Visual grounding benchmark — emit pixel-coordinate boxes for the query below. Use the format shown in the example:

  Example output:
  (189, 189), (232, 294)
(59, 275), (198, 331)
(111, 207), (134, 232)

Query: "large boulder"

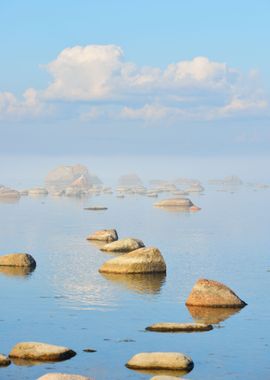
(0, 253), (36, 268)
(126, 352), (193, 371)
(146, 322), (213, 332)
(9, 342), (76, 362)
(37, 374), (92, 380)
(185, 279), (247, 308)
(99, 247), (166, 274)
(86, 229), (118, 242)
(45, 164), (102, 190)
(100, 238), (144, 253)
(0, 186), (20, 199)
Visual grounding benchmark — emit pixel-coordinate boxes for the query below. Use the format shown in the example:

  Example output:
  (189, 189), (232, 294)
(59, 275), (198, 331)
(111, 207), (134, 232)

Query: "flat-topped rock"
(154, 198), (193, 208)
(126, 352), (193, 371)
(0, 354), (11, 366)
(146, 322), (213, 332)
(37, 374), (92, 380)
(9, 342), (76, 362)
(186, 279), (247, 308)
(100, 238), (144, 253)
(84, 206), (108, 211)
(0, 253), (36, 268)
(99, 247), (166, 274)
(87, 229), (118, 242)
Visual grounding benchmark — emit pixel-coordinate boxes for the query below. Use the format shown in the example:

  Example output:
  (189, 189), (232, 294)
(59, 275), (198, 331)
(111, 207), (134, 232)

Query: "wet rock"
(146, 322), (213, 332)
(37, 374), (92, 380)
(0, 253), (36, 268)
(86, 229), (118, 242)
(185, 279), (247, 308)
(99, 247), (166, 274)
(126, 352), (193, 371)
(0, 354), (11, 366)
(100, 238), (144, 253)
(9, 342), (76, 362)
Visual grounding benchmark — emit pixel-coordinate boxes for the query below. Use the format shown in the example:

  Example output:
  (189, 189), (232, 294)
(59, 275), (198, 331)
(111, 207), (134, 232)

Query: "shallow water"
(0, 186), (270, 379)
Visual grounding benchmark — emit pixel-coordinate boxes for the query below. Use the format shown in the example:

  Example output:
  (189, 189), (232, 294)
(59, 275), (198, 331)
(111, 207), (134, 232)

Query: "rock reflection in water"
(10, 357), (71, 366)
(187, 305), (242, 324)
(0, 197), (20, 204)
(101, 272), (166, 294)
(130, 368), (191, 377)
(155, 206), (191, 213)
(0, 266), (35, 278)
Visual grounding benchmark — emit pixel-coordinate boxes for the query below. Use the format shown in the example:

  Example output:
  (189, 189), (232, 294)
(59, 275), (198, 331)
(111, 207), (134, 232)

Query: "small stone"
(83, 348), (96, 353)
(86, 229), (118, 242)
(146, 322), (213, 332)
(9, 342), (76, 362)
(126, 352), (193, 371)
(84, 206), (108, 211)
(37, 374), (92, 380)
(100, 238), (144, 253)
(0, 253), (36, 268)
(0, 354), (11, 366)
(185, 278), (247, 308)
(99, 247), (166, 274)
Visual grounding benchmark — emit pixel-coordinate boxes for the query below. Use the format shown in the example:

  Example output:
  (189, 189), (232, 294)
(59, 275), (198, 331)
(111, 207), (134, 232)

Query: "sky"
(0, 0), (270, 156)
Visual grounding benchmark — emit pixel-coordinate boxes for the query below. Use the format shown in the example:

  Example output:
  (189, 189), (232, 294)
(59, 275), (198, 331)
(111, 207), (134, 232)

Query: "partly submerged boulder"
(0, 186), (20, 199)
(154, 198), (193, 208)
(37, 374), (92, 380)
(146, 322), (213, 332)
(9, 342), (76, 362)
(86, 229), (118, 242)
(0, 354), (11, 367)
(126, 352), (193, 371)
(99, 247), (166, 274)
(100, 238), (144, 253)
(0, 253), (36, 268)
(185, 279), (247, 308)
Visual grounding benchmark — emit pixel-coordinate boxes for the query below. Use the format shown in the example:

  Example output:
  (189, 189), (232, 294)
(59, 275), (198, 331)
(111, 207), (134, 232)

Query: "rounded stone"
(9, 342), (76, 362)
(0, 253), (36, 268)
(0, 354), (11, 367)
(185, 278), (247, 308)
(86, 229), (118, 242)
(100, 238), (144, 253)
(146, 322), (213, 332)
(37, 374), (92, 380)
(126, 352), (194, 371)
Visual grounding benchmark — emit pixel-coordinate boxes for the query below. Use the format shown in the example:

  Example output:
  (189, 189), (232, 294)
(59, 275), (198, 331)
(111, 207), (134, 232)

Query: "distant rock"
(118, 174), (143, 188)
(37, 374), (92, 380)
(0, 186), (20, 199)
(154, 198), (193, 208)
(0, 354), (11, 367)
(185, 279), (247, 308)
(9, 342), (76, 362)
(45, 164), (102, 190)
(126, 352), (193, 371)
(0, 253), (36, 268)
(208, 176), (243, 186)
(84, 206), (108, 211)
(100, 238), (144, 253)
(185, 184), (204, 193)
(28, 188), (48, 196)
(86, 229), (118, 242)
(99, 247), (166, 274)
(146, 322), (213, 332)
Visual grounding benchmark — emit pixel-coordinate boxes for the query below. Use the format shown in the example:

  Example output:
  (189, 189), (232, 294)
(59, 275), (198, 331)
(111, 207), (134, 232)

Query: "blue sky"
(0, 0), (269, 155)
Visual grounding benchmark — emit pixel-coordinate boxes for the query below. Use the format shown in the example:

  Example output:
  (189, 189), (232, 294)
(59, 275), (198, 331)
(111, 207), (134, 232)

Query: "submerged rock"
(126, 352), (193, 371)
(100, 238), (144, 253)
(0, 253), (36, 268)
(86, 229), (118, 242)
(99, 247), (166, 274)
(185, 279), (247, 308)
(37, 374), (92, 380)
(0, 354), (11, 367)
(9, 342), (76, 362)
(146, 322), (213, 332)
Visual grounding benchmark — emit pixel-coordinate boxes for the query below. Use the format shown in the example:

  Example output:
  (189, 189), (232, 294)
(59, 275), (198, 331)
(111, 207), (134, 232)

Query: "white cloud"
(0, 44), (268, 122)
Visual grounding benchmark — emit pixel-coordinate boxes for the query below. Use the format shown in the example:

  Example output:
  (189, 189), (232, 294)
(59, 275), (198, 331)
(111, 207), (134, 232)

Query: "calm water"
(0, 186), (269, 379)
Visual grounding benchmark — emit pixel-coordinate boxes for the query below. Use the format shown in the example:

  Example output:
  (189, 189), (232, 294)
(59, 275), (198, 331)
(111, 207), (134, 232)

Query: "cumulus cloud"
(0, 44), (268, 122)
